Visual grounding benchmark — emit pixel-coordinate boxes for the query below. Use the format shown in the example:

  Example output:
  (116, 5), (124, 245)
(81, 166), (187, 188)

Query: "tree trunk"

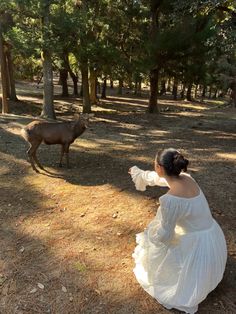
(110, 79), (113, 88)
(148, 68), (160, 113)
(41, 1), (55, 119)
(172, 78), (178, 100)
(186, 84), (192, 101)
(201, 85), (206, 98)
(137, 79), (142, 96)
(231, 84), (236, 108)
(59, 68), (69, 97)
(148, 2), (162, 113)
(166, 78), (171, 92)
(63, 52), (78, 95)
(0, 26), (8, 113)
(180, 83), (186, 99)
(128, 77), (133, 90)
(194, 85), (198, 99)
(89, 67), (98, 104)
(213, 89), (218, 98)
(135, 78), (142, 96)
(41, 50), (55, 119)
(160, 80), (166, 95)
(101, 78), (107, 99)
(134, 79), (138, 95)
(229, 81), (236, 107)
(208, 86), (212, 98)
(81, 62), (91, 113)
(5, 46), (18, 101)
(70, 72), (78, 95)
(118, 79), (123, 95)
(5, 55), (10, 99)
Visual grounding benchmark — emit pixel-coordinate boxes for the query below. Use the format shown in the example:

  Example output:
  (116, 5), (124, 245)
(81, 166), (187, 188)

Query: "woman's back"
(160, 189), (214, 233)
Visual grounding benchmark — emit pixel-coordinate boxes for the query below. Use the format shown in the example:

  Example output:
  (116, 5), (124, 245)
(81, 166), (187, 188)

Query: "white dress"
(130, 166), (227, 314)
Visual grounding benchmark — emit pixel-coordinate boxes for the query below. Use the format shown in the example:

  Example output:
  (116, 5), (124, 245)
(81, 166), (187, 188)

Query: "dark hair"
(156, 148), (189, 176)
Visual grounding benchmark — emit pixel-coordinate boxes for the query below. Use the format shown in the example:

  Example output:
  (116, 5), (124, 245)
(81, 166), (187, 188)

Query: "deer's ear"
(82, 113), (89, 120)
(82, 113), (94, 120)
(74, 113), (80, 120)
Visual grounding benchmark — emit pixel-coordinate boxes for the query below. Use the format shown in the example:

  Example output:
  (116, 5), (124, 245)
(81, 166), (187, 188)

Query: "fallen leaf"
(37, 283), (44, 290)
(62, 286), (67, 293)
(19, 247), (25, 253)
(30, 288), (37, 294)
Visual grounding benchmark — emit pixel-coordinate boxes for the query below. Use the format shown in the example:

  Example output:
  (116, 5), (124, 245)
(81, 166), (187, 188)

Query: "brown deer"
(21, 115), (88, 172)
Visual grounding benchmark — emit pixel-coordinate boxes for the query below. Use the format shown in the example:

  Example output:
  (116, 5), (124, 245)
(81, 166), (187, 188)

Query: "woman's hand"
(128, 167), (132, 174)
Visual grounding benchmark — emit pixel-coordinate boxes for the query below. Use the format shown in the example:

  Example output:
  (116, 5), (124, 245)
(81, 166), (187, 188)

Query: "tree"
(2, 0), (56, 118)
(0, 21), (8, 113)
(5, 42), (18, 101)
(1, 0), (235, 116)
(41, 0), (55, 119)
(0, 8), (15, 112)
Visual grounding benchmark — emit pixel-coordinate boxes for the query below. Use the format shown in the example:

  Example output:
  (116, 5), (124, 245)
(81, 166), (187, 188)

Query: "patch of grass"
(74, 261), (87, 273)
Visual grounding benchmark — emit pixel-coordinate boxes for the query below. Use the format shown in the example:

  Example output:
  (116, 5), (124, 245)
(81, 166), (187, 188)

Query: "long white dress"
(130, 166), (227, 314)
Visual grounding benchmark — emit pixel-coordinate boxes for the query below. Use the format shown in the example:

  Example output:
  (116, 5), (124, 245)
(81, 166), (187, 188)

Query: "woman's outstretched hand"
(128, 167), (132, 174)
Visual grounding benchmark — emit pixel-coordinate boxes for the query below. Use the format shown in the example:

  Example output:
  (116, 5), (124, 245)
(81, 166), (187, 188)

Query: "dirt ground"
(0, 82), (235, 314)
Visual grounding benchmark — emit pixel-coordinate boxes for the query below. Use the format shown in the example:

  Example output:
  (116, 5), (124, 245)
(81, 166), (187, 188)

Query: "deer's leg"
(33, 152), (44, 170)
(31, 141), (43, 170)
(64, 143), (70, 168)
(59, 145), (65, 167)
(27, 141), (41, 172)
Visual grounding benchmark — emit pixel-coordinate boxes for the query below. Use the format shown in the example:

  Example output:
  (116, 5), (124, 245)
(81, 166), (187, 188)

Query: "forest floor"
(0, 80), (235, 314)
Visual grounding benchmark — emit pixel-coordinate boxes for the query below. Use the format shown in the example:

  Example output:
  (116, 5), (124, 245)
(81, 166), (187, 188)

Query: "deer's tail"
(21, 127), (30, 141)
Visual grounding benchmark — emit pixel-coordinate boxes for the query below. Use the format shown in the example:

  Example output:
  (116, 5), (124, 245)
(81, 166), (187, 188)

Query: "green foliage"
(0, 0), (235, 90)
(14, 55), (41, 79)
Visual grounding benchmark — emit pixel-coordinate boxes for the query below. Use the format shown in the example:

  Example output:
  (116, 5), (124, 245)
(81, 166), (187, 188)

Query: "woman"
(129, 148), (227, 313)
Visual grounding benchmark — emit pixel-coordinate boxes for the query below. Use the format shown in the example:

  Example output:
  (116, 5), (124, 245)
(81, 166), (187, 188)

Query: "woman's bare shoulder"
(169, 173), (200, 198)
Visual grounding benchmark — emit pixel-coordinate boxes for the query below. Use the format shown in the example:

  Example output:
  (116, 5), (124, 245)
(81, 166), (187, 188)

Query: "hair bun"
(156, 148), (189, 176)
(173, 153), (189, 172)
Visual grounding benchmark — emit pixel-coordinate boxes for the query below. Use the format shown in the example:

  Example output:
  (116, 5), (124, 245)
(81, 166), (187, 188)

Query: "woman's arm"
(148, 197), (178, 245)
(129, 166), (168, 191)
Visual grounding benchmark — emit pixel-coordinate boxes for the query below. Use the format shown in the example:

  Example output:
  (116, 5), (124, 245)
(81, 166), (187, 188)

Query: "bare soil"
(0, 81), (235, 314)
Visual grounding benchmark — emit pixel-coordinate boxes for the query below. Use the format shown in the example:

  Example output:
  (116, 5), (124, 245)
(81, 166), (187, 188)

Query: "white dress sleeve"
(148, 196), (179, 245)
(130, 166), (168, 191)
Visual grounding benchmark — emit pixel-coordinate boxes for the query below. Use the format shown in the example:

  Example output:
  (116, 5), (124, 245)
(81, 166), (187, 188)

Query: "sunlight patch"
(216, 153), (236, 161)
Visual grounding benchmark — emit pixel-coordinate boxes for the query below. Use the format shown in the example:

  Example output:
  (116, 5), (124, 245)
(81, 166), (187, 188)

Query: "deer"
(21, 115), (89, 172)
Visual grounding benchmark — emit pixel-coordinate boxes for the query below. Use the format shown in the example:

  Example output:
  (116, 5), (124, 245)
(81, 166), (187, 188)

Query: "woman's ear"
(156, 164), (165, 177)
(159, 165), (165, 176)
